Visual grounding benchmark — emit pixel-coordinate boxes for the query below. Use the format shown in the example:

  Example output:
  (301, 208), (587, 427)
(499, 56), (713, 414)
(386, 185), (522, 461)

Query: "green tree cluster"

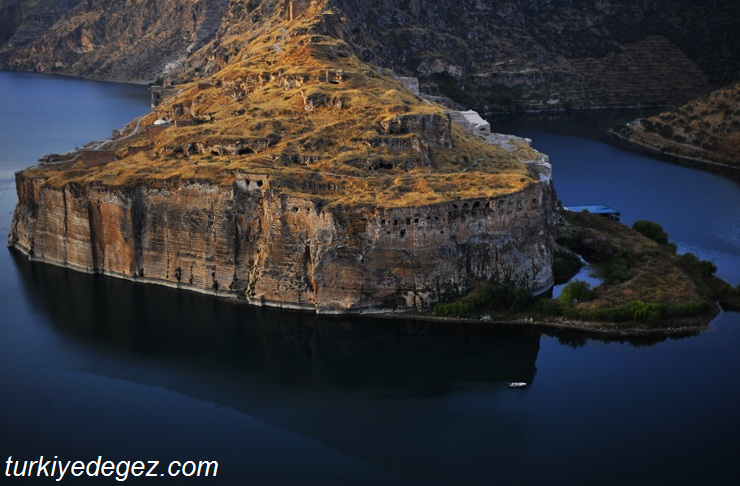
(595, 250), (632, 284)
(432, 282), (533, 318)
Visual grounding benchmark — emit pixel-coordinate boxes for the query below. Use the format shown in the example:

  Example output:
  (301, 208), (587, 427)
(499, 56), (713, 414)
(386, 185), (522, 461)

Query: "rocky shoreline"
(392, 312), (716, 338)
(607, 130), (740, 179)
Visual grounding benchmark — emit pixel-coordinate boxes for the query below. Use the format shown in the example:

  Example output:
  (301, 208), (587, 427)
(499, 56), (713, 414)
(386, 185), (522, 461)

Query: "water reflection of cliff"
(13, 252), (544, 484)
(13, 251), (540, 391)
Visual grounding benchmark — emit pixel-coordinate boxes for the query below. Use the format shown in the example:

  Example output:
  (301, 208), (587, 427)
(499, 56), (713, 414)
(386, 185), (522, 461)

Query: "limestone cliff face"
(9, 173), (556, 313)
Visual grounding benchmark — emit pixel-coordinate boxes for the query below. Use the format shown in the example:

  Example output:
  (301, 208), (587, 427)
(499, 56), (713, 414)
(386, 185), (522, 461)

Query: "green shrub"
(477, 282), (532, 312)
(632, 220), (669, 244)
(537, 297), (710, 324)
(658, 124), (674, 139)
(535, 298), (564, 316)
(678, 252), (717, 278)
(432, 301), (473, 318)
(594, 250), (632, 284)
(678, 252), (718, 297)
(626, 301), (662, 325)
(433, 282), (534, 318)
(664, 302), (709, 318)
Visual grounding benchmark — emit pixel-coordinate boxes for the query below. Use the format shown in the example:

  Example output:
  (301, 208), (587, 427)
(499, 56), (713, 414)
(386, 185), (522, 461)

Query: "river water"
(0, 71), (738, 485)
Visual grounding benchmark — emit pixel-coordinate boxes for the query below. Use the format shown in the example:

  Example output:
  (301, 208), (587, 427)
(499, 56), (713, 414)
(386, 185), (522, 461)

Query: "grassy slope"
(560, 212), (701, 307)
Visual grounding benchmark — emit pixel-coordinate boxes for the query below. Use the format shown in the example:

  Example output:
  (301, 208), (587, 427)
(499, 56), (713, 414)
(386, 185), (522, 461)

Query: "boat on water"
(508, 382), (527, 388)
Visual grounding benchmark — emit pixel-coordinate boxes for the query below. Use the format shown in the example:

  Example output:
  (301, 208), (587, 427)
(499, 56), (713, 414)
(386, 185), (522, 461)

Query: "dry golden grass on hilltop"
(23, 3), (539, 208)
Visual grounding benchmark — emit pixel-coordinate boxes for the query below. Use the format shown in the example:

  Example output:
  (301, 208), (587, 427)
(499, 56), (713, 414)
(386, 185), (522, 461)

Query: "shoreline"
(8, 244), (722, 339)
(369, 307), (717, 338)
(483, 103), (673, 117)
(606, 130), (740, 180)
(0, 68), (151, 87)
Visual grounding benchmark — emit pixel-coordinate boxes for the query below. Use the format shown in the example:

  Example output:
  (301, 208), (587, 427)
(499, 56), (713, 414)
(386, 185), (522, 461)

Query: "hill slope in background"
(1, 0), (739, 111)
(0, 0), (229, 83)
(614, 83), (740, 168)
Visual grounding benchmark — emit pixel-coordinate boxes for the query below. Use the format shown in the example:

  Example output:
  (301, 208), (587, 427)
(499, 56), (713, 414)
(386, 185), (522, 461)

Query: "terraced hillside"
(615, 83), (740, 168)
(0, 0), (228, 83)
(2, 0), (739, 111)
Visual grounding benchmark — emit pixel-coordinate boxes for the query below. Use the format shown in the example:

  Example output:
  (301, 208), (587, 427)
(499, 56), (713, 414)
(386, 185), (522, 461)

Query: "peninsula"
(7, 1), (736, 329)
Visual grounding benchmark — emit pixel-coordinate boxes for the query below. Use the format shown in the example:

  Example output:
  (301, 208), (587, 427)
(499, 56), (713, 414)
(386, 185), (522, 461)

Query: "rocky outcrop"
(9, 172), (556, 313)
(325, 0), (737, 111)
(0, 0), (80, 49)
(7, 0), (559, 315)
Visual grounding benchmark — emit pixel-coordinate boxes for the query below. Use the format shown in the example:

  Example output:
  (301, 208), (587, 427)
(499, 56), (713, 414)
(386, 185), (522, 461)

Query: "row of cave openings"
(377, 197), (538, 239)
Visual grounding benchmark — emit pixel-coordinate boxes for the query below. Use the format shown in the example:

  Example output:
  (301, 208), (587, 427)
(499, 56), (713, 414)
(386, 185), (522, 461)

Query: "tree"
(558, 280), (596, 305)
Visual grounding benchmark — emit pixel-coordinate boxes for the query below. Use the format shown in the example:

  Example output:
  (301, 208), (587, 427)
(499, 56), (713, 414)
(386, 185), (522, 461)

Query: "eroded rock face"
(9, 173), (556, 313)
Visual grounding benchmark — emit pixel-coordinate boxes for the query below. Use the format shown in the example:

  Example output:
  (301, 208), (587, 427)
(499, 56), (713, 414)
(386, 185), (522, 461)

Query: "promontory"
(8, 0), (557, 313)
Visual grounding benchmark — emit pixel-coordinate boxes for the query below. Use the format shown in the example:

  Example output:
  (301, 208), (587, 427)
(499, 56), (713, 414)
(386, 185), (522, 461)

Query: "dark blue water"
(1, 72), (739, 485)
(0, 71), (150, 180)
(494, 114), (740, 284)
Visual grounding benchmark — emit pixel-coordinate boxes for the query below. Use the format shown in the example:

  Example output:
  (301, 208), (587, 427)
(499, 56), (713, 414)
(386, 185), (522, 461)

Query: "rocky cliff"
(8, 0), (556, 313)
(10, 173), (555, 312)
(1, 0), (738, 110)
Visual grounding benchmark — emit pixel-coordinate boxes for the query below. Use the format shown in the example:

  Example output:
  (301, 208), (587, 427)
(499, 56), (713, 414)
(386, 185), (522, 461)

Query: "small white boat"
(507, 382), (527, 388)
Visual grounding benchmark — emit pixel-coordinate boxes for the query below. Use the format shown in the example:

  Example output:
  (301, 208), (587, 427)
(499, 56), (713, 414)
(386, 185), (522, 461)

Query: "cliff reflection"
(12, 251), (540, 392)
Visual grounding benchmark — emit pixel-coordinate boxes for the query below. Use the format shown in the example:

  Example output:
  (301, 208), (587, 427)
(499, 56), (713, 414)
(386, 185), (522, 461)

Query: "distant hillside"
(1, 0), (739, 111)
(0, 0), (229, 83)
(614, 83), (740, 168)
(326, 0), (740, 112)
